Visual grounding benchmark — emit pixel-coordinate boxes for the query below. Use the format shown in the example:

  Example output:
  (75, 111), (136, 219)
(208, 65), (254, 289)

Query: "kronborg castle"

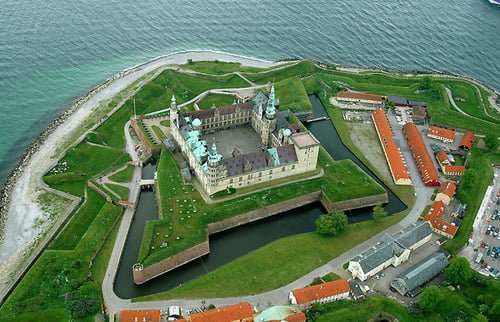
(170, 86), (320, 195)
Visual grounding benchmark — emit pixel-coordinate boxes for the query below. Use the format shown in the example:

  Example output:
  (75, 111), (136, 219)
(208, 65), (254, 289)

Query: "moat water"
(1, 0), (499, 185)
(113, 95), (406, 299)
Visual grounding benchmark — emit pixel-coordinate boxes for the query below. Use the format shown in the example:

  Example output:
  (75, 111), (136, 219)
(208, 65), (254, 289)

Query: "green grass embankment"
(109, 165), (134, 183)
(0, 192), (122, 320)
(197, 93), (236, 109)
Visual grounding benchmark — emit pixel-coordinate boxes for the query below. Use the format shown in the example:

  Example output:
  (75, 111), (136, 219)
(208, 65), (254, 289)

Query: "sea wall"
(133, 191), (388, 284)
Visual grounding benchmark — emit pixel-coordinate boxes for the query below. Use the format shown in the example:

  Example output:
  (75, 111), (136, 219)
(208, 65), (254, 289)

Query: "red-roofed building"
(459, 132), (475, 150)
(188, 302), (253, 322)
(402, 123), (440, 186)
(120, 310), (161, 322)
(372, 109), (412, 185)
(424, 201), (459, 239)
(436, 150), (450, 167)
(289, 279), (350, 308)
(336, 91), (383, 105)
(435, 182), (456, 205)
(427, 126), (456, 143)
(443, 165), (466, 176)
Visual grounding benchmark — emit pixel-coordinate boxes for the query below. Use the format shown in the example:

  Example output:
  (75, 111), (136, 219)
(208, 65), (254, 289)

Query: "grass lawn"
(109, 165), (134, 183)
(160, 119), (170, 127)
(180, 61), (261, 74)
(0, 195), (122, 320)
(197, 93), (236, 109)
(137, 147), (385, 266)
(43, 142), (129, 197)
(151, 125), (166, 142)
(242, 61), (318, 84)
(134, 209), (405, 301)
(106, 183), (130, 201)
(274, 76), (312, 112)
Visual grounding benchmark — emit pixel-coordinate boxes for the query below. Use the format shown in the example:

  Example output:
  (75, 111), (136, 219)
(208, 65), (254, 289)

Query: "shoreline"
(0, 49), (498, 302)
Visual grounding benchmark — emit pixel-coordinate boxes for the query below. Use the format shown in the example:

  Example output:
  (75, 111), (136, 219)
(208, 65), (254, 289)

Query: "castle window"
(292, 165), (296, 170)
(230, 179), (233, 184)
(239, 177), (242, 182)
(282, 167), (285, 172)
(269, 170), (273, 175)
(258, 172), (262, 177)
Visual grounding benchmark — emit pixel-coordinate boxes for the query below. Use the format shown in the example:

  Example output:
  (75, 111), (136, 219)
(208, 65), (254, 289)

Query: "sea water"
(0, 0), (499, 183)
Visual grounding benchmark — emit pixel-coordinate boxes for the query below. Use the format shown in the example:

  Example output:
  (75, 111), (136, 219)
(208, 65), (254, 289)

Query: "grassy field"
(274, 76), (312, 112)
(197, 93), (236, 109)
(243, 60), (318, 83)
(109, 165), (134, 183)
(135, 209), (405, 301)
(180, 60), (262, 74)
(151, 125), (166, 142)
(137, 147), (385, 266)
(43, 142), (129, 197)
(0, 193), (122, 321)
(106, 183), (130, 201)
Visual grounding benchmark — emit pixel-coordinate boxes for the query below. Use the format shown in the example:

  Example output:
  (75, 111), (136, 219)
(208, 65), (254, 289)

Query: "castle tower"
(170, 95), (178, 127)
(260, 86), (277, 146)
(207, 143), (223, 187)
(132, 263), (145, 285)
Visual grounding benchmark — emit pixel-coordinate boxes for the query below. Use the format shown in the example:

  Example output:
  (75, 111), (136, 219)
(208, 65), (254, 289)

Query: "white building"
(289, 279), (351, 308)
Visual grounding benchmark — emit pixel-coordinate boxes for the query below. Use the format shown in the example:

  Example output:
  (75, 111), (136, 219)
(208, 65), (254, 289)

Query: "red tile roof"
(402, 123), (440, 186)
(459, 132), (475, 150)
(427, 126), (456, 142)
(120, 310), (161, 322)
(424, 201), (458, 237)
(189, 302), (253, 322)
(290, 279), (350, 304)
(337, 91), (383, 102)
(443, 165), (466, 175)
(371, 109), (411, 185)
(436, 150), (449, 164)
(438, 181), (456, 199)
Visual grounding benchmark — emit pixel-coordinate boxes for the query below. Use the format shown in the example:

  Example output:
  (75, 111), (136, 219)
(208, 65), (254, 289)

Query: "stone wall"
(134, 240), (210, 285)
(135, 190), (388, 284)
(207, 191), (322, 235)
(320, 191), (388, 213)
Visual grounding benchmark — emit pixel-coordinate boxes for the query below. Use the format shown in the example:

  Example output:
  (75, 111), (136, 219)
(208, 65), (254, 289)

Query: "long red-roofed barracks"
(371, 109), (412, 185)
(402, 122), (440, 186)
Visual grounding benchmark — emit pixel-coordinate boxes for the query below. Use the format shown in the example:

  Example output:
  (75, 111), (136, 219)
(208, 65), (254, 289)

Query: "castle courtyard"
(201, 125), (263, 158)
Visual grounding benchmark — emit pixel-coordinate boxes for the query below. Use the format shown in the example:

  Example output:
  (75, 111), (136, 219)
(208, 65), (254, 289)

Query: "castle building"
(170, 86), (320, 195)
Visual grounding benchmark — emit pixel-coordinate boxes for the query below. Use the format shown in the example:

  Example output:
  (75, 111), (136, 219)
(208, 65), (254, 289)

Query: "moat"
(114, 95), (406, 299)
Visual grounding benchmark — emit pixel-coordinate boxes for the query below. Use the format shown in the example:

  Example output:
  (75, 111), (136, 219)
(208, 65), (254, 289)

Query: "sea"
(0, 0), (499, 184)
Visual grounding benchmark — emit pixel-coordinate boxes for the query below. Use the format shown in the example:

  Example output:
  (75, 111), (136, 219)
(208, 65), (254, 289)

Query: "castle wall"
(134, 190), (389, 284)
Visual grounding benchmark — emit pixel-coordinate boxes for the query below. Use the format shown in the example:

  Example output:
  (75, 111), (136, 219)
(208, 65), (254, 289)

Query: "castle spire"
(265, 85), (276, 119)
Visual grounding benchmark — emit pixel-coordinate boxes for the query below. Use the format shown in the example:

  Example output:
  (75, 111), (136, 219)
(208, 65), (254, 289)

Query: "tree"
(187, 58), (193, 64)
(371, 203), (387, 221)
(315, 211), (348, 236)
(419, 76), (433, 91)
(457, 168), (477, 200)
(419, 285), (442, 313)
(484, 133), (498, 151)
(445, 257), (473, 285)
(471, 314), (488, 322)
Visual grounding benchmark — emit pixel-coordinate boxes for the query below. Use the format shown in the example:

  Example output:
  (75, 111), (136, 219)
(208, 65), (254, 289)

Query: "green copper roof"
(266, 85), (276, 117)
(192, 118), (202, 127)
(267, 148), (280, 166)
(208, 143), (222, 163)
(254, 306), (302, 322)
(283, 128), (292, 137)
